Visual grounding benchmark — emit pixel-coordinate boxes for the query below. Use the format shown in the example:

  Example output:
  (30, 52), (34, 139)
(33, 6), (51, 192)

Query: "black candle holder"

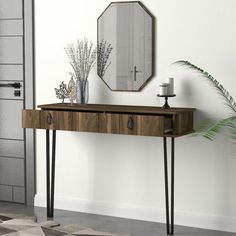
(157, 94), (176, 109)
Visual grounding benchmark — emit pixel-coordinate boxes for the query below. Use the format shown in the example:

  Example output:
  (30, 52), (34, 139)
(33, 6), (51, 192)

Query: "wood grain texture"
(22, 104), (195, 137)
(23, 110), (78, 131)
(78, 112), (98, 133)
(40, 110), (58, 130)
(38, 103), (195, 115)
(22, 109), (41, 129)
(57, 111), (77, 131)
(141, 115), (165, 136)
(173, 111), (194, 136)
(119, 114), (142, 135)
(98, 113), (120, 134)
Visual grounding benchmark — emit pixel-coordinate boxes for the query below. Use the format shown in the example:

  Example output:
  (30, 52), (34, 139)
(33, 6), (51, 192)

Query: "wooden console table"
(22, 103), (195, 235)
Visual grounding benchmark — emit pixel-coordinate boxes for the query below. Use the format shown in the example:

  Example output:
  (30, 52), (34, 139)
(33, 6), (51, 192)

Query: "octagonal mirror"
(97, 1), (154, 91)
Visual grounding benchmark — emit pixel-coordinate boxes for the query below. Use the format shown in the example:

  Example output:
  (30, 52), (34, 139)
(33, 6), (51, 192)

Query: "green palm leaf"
(202, 117), (236, 140)
(173, 61), (236, 114)
(173, 60), (236, 142)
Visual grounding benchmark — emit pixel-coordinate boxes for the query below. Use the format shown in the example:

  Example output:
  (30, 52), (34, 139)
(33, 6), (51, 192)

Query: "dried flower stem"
(65, 38), (97, 81)
(97, 40), (113, 78)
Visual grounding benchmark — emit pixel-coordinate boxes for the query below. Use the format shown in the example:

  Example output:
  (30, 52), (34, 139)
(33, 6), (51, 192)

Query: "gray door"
(0, 0), (35, 204)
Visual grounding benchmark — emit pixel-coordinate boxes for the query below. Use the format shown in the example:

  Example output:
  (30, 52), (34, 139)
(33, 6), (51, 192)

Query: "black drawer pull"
(127, 116), (134, 130)
(47, 113), (52, 125)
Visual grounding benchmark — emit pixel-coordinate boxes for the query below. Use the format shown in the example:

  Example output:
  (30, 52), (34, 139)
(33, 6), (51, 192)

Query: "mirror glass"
(97, 1), (154, 91)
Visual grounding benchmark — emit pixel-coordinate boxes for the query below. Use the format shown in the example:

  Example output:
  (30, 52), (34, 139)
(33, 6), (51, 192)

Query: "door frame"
(23, 0), (35, 205)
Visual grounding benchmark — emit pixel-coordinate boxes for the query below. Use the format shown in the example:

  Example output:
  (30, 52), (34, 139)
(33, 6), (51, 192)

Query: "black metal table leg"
(163, 137), (175, 235)
(46, 129), (57, 218)
(46, 130), (50, 217)
(163, 137), (170, 234)
(171, 137), (175, 234)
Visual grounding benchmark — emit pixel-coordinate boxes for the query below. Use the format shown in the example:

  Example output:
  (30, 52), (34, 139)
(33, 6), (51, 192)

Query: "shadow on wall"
(176, 75), (197, 106)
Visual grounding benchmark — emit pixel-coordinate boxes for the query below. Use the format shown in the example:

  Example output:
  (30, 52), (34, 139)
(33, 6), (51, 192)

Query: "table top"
(38, 103), (196, 115)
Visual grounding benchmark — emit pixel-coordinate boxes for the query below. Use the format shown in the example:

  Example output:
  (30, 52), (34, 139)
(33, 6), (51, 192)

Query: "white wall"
(35, 0), (236, 233)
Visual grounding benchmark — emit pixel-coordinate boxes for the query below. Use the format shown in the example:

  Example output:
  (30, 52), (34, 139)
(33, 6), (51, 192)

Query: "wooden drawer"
(120, 114), (172, 137)
(22, 109), (41, 129)
(78, 112), (98, 132)
(23, 110), (99, 132)
(141, 115), (166, 136)
(23, 110), (173, 136)
(23, 110), (78, 131)
(98, 113), (119, 134)
(120, 114), (142, 135)
(40, 110), (78, 131)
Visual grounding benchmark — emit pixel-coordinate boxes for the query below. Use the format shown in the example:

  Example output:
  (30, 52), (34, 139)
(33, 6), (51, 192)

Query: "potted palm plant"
(174, 60), (236, 142)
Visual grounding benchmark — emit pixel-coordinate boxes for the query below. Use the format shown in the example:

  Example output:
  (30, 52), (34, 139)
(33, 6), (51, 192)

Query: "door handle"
(131, 66), (142, 81)
(0, 82), (21, 88)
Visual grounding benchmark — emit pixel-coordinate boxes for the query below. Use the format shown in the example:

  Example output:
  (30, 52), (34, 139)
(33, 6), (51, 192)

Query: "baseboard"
(35, 194), (236, 233)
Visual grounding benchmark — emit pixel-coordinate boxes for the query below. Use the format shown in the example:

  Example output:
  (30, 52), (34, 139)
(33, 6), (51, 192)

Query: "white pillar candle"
(167, 77), (174, 95)
(159, 83), (169, 96)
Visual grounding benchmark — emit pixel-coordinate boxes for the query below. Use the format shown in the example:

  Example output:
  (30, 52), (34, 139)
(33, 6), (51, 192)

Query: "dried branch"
(97, 40), (113, 78)
(65, 38), (97, 81)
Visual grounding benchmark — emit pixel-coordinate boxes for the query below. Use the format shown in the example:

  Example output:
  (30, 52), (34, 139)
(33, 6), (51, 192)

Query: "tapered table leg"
(163, 137), (175, 235)
(46, 129), (56, 218)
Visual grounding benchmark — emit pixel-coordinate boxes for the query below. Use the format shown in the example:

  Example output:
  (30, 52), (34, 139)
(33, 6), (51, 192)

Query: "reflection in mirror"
(97, 1), (154, 91)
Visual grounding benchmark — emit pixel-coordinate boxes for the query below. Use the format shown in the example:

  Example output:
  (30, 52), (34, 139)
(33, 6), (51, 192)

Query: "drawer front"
(141, 115), (165, 136)
(41, 110), (78, 131)
(41, 110), (58, 130)
(23, 110), (98, 132)
(23, 110), (173, 137)
(22, 110), (41, 129)
(98, 113), (119, 134)
(120, 114), (168, 137)
(78, 112), (98, 132)
(23, 110), (79, 131)
(120, 114), (142, 135)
